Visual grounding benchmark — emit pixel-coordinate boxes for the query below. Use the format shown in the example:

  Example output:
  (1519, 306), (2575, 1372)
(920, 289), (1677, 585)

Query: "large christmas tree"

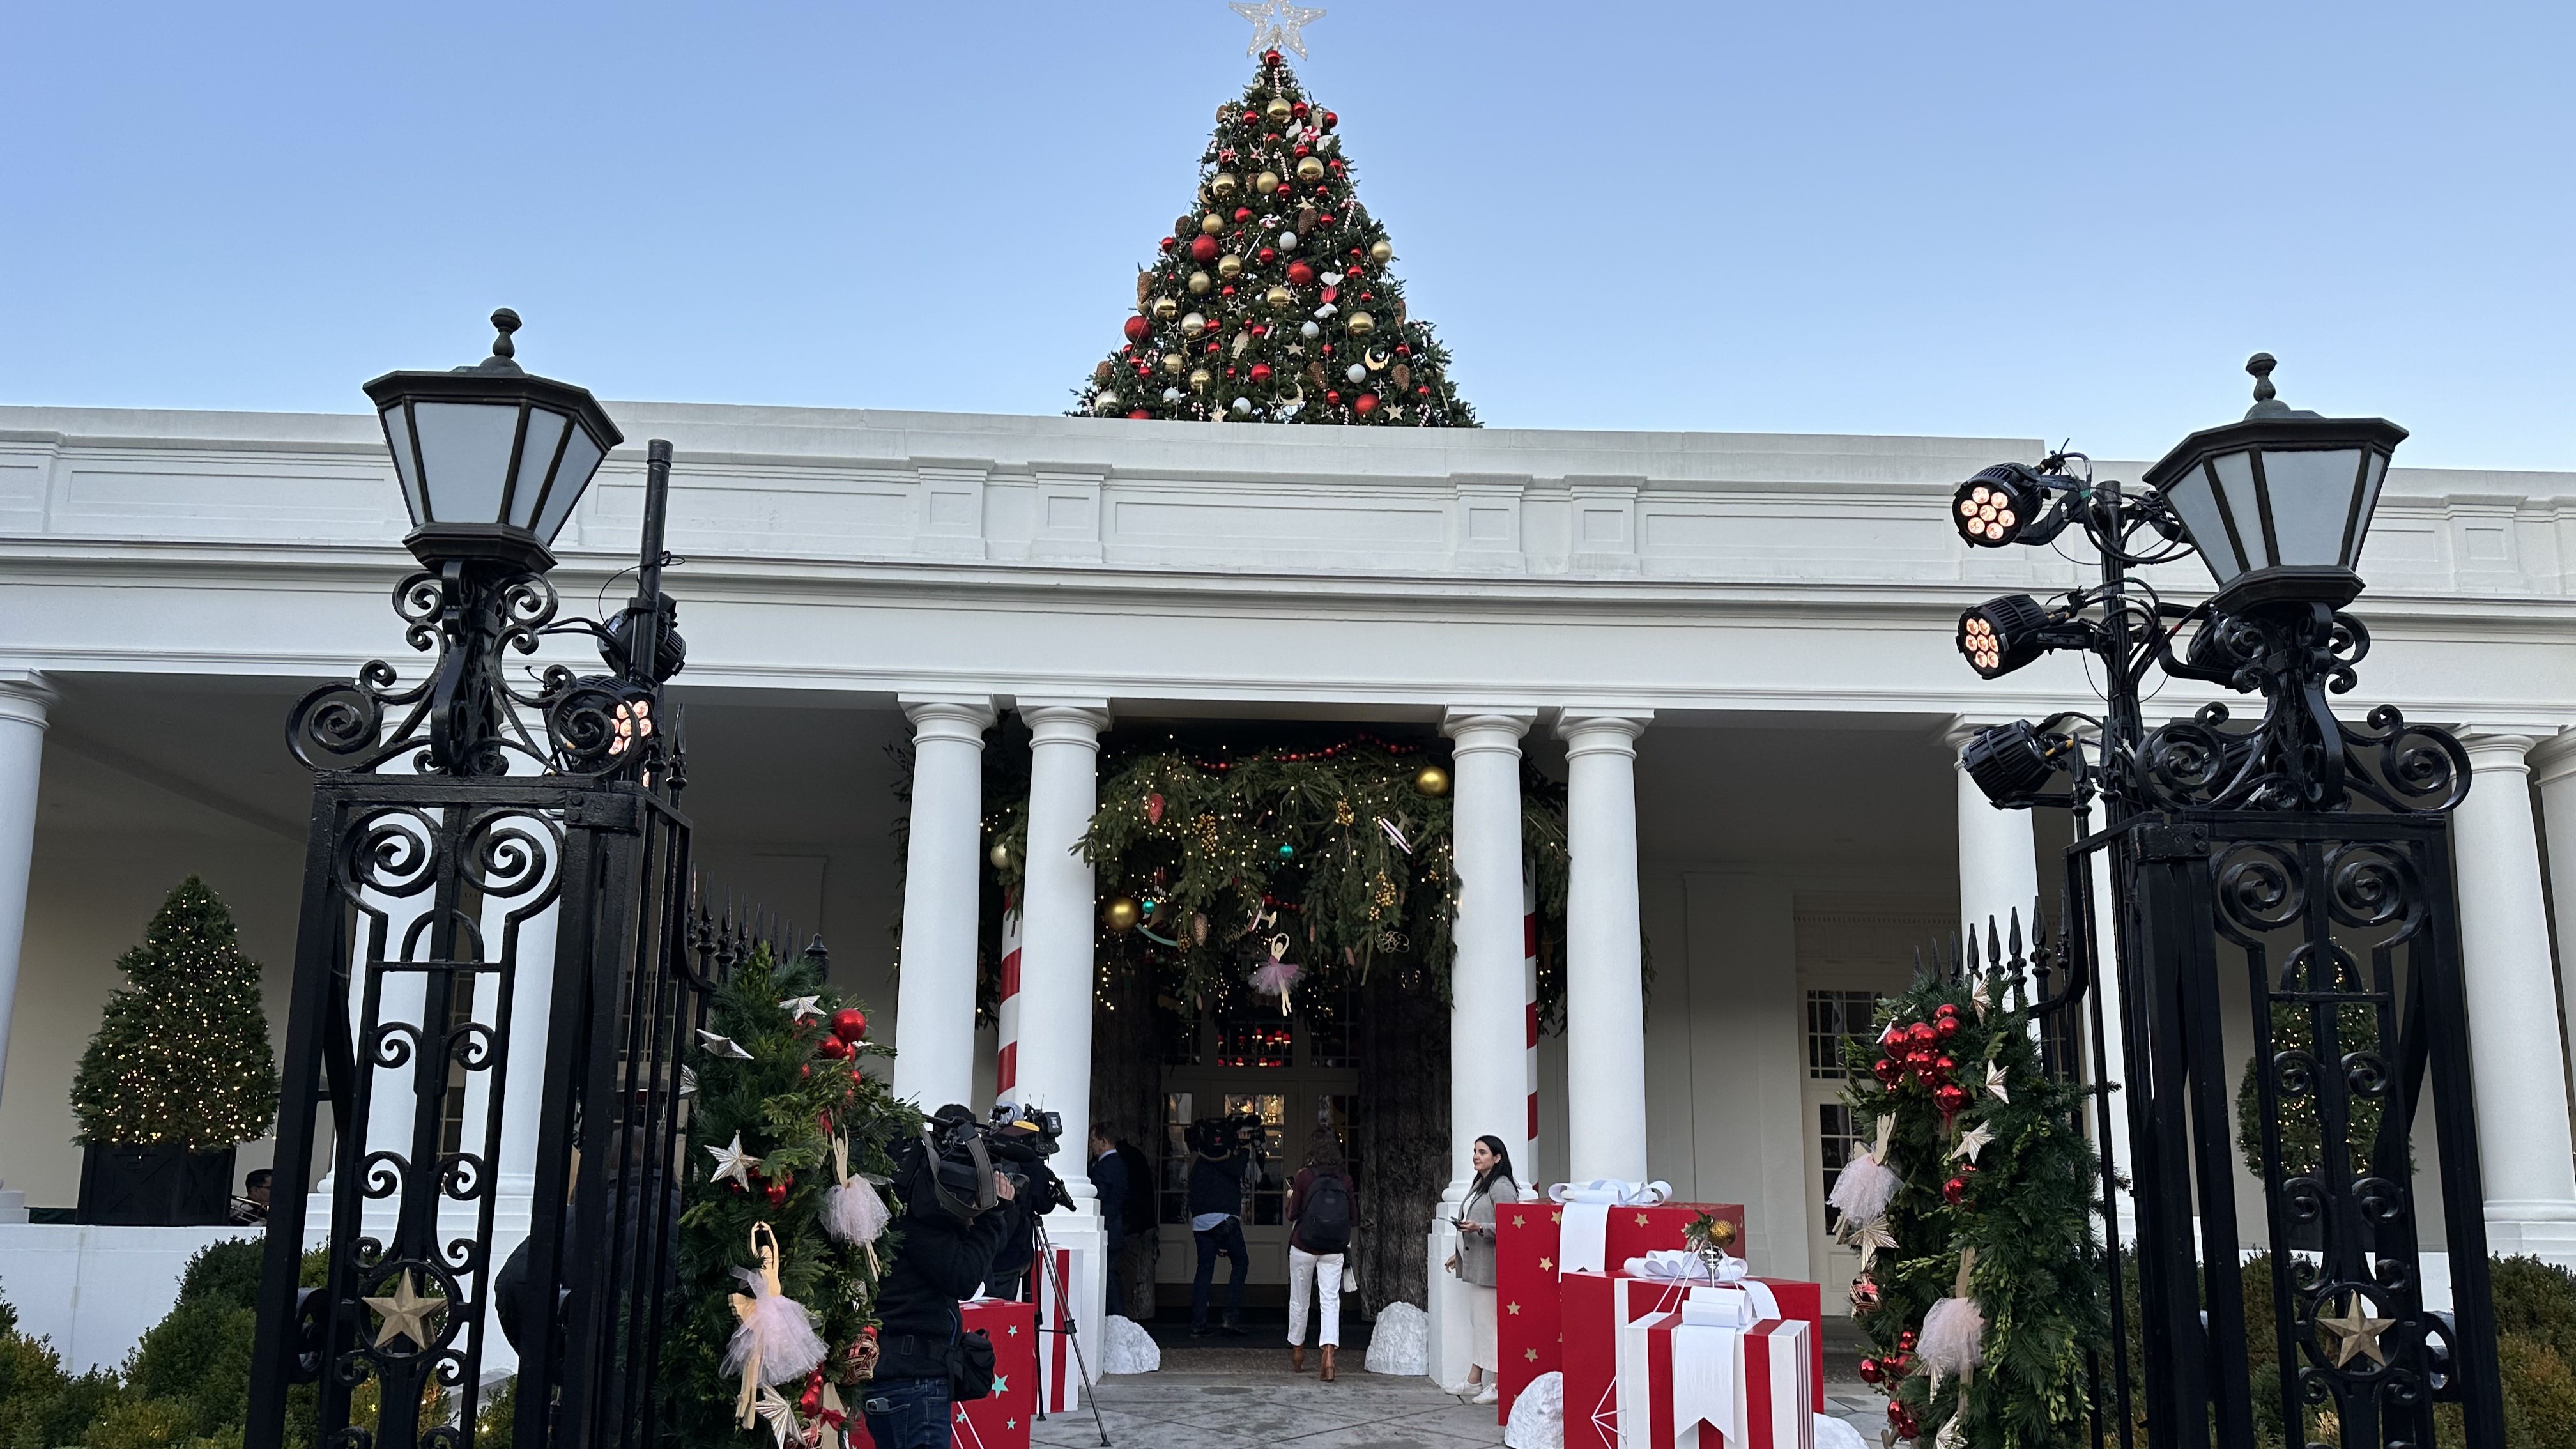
(70, 878), (278, 1149)
(1071, 38), (1475, 427)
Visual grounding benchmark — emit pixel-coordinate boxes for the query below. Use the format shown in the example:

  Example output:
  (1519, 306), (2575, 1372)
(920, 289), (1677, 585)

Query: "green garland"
(1069, 54), (1476, 427)
(986, 739), (1567, 1012)
(666, 944), (917, 1446)
(1842, 969), (2104, 1447)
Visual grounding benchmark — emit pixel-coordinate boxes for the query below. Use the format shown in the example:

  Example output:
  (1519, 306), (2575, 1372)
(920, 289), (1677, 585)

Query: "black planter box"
(76, 1142), (237, 1225)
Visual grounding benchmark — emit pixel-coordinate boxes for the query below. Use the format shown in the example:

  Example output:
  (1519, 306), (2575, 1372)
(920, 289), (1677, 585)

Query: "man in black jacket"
(1186, 1124), (1256, 1336)
(867, 1111), (1016, 1449)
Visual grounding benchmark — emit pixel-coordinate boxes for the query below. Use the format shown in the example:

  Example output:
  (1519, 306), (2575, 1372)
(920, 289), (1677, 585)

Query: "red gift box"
(1561, 1270), (1821, 1449)
(1496, 1201), (1747, 1423)
(950, 1299), (1038, 1449)
(1618, 1301), (1814, 1449)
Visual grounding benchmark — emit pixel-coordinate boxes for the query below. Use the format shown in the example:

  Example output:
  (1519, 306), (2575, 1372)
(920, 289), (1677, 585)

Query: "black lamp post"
(1943, 357), (2503, 1448)
(253, 313), (703, 1449)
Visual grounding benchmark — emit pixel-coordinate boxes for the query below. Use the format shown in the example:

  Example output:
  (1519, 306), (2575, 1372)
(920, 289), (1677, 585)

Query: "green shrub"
(15, 1368), (124, 1449)
(2488, 1255), (2576, 1361)
(124, 1300), (257, 1438)
(472, 1378), (515, 1449)
(0, 1331), (69, 1448)
(174, 1241), (265, 1315)
(86, 1396), (195, 1449)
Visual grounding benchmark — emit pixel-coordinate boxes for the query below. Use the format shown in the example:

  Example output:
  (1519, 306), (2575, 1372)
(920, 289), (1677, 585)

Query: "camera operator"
(980, 1105), (1069, 1300)
(1186, 1115), (1261, 1337)
(868, 1105), (1018, 1449)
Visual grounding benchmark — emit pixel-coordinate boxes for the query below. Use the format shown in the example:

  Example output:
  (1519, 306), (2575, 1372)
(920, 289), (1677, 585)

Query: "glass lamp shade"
(2143, 413), (2405, 611)
(364, 356), (622, 571)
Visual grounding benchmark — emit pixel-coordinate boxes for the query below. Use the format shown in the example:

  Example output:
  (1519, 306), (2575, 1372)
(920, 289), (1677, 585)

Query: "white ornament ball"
(1346, 363), (1367, 383)
(1163, 387), (1184, 402)
(1279, 230), (1299, 249)
(1094, 392), (1121, 415)
(1301, 321), (1321, 339)
(1181, 311), (1208, 337)
(1232, 396), (1254, 415)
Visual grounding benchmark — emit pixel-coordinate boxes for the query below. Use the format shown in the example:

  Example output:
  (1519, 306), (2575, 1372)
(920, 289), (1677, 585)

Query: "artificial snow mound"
(1364, 1301), (1429, 1376)
(1814, 1413), (1869, 1449)
(1100, 1315), (1160, 1375)
(1503, 1370), (1563, 1449)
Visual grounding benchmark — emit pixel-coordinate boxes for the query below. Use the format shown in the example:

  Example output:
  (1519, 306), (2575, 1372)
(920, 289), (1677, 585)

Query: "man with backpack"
(1284, 1127), (1356, 1381)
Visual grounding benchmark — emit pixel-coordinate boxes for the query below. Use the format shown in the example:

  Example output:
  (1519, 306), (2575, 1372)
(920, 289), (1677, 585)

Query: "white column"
(0, 671), (52, 1220)
(1013, 701), (1111, 1203)
(1445, 707), (1537, 1196)
(891, 696), (999, 1116)
(1947, 718), (2042, 949)
(2528, 733), (2576, 1128)
(0, 672), (52, 1110)
(1556, 709), (1652, 1184)
(2455, 732), (2576, 1259)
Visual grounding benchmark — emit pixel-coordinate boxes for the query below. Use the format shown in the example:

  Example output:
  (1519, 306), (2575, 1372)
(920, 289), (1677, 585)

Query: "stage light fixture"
(1951, 464), (2071, 549)
(1956, 594), (2066, 680)
(1959, 719), (2070, 808)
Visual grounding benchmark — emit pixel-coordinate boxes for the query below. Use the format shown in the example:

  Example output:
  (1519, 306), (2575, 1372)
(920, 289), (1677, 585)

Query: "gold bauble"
(1189, 367), (1213, 394)
(1163, 352), (1185, 375)
(1152, 296), (1179, 321)
(1265, 97), (1293, 122)
(1413, 763), (1452, 797)
(1102, 896), (1141, 933)
(1188, 270), (1212, 295)
(1346, 311), (1376, 338)
(1200, 213), (1225, 236)
(988, 839), (1013, 870)
(1264, 284), (1294, 310)
(1370, 240), (1393, 264)
(1255, 170), (1281, 195)
(1212, 171), (1240, 201)
(1180, 312), (1208, 337)
(1296, 157), (1326, 183)
(1365, 346), (1391, 372)
(1216, 254), (1243, 281)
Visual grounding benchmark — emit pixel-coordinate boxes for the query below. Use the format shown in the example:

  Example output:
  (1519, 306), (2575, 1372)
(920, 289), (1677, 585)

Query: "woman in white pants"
(1285, 1129), (1355, 1381)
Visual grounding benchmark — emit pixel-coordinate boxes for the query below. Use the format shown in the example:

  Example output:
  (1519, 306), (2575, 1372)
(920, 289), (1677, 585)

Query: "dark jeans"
(862, 1375), (951, 1449)
(1191, 1217), (1248, 1326)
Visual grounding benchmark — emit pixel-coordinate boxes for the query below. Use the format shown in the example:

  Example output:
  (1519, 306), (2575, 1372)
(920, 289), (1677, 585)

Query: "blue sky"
(3, 2), (2568, 470)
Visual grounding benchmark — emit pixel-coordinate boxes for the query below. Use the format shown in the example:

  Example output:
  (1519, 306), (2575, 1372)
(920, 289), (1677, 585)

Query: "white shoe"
(1472, 1384), (1499, 1406)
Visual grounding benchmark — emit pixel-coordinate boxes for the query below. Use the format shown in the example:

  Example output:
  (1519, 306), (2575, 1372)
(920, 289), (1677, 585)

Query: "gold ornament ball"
(1102, 896), (1142, 933)
(1255, 170), (1281, 195)
(1265, 98), (1293, 122)
(1188, 270), (1212, 295)
(1162, 351), (1185, 375)
(1296, 157), (1326, 183)
(1188, 367), (1213, 394)
(1216, 254), (1243, 281)
(1180, 311), (1208, 337)
(988, 840), (1013, 870)
(1152, 296), (1179, 321)
(1346, 310), (1376, 338)
(1414, 763), (1452, 797)
(1212, 171), (1240, 201)
(1264, 284), (1294, 311)
(1200, 213), (1225, 236)
(1370, 240), (1393, 264)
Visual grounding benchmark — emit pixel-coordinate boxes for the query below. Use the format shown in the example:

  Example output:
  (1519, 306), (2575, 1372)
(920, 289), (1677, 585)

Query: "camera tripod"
(1027, 1217), (1110, 1447)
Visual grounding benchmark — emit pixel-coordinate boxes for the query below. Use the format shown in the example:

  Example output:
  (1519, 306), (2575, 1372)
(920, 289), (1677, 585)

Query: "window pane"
(410, 401), (519, 526)
(2258, 448), (2363, 569)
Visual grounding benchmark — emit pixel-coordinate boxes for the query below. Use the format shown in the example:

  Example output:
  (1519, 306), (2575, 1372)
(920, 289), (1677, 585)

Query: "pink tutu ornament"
(726, 1223), (828, 1426)
(1250, 934), (1301, 1015)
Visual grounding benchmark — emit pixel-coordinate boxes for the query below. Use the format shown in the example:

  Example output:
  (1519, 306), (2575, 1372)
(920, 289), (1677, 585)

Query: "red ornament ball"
(832, 1007), (868, 1041)
(1944, 1176), (1969, 1206)
(1907, 1021), (1939, 1045)
(765, 1182), (788, 1206)
(1936, 1001), (1959, 1017)
(816, 1034), (851, 1061)
(1935, 1014), (1961, 1039)
(1325, 390), (1342, 405)
(1291, 100), (1309, 118)
(1933, 1054), (1956, 1075)
(848, 1066), (866, 1087)
(1234, 206), (1252, 222)
(1123, 316), (1149, 344)
(1243, 110), (1261, 124)
(1857, 1356), (1883, 1386)
(1287, 261), (1315, 286)
(1250, 363), (1273, 383)
(1317, 213), (1335, 226)
(1322, 111), (1337, 128)
(798, 1063), (809, 1078)
(1258, 247), (1276, 264)
(1128, 409), (1151, 420)
(1353, 394), (1380, 416)
(1190, 235), (1219, 263)
(1871, 1058), (1901, 1085)
(1417, 385), (1431, 396)
(1935, 1082), (1971, 1114)
(1899, 1331), (1917, 1351)
(1264, 48), (1282, 65)
(1160, 236), (1176, 252)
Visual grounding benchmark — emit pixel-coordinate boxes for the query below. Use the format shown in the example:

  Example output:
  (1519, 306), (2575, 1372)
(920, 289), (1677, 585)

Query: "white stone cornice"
(2529, 730), (2576, 787)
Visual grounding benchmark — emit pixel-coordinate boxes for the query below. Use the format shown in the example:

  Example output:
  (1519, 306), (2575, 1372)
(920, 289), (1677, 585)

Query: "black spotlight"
(1951, 463), (2069, 549)
(1956, 594), (2064, 679)
(1959, 720), (2069, 808)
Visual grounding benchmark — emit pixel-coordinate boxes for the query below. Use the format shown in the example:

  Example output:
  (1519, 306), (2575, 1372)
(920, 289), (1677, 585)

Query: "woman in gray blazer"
(1453, 1133), (1516, 1405)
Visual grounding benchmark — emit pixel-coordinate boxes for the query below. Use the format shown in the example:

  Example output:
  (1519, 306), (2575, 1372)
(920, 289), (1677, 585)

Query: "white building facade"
(4, 401), (2576, 1370)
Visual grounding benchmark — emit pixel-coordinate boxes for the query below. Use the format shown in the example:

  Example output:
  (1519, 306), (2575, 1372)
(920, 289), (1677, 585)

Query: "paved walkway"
(1043, 1368), (1886, 1448)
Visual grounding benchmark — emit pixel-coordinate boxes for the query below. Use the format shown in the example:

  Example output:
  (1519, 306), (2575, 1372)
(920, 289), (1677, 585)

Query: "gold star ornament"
(2315, 1292), (2396, 1368)
(362, 1269), (448, 1351)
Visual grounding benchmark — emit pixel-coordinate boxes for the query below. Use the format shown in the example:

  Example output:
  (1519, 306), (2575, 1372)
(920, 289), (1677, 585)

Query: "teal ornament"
(1140, 898), (1160, 919)
(1277, 845), (1296, 859)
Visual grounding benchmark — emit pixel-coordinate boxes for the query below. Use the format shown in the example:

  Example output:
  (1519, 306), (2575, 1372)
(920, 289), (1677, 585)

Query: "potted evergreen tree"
(70, 878), (279, 1225)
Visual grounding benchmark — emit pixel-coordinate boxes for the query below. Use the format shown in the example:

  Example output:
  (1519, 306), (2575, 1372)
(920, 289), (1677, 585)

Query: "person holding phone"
(1452, 1134), (1515, 1405)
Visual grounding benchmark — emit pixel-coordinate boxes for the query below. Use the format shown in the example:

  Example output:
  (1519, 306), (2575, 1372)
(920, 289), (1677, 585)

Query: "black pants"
(1191, 1217), (1248, 1325)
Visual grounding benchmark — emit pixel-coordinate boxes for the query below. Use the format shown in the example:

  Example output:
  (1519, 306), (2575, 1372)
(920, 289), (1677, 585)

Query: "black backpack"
(1300, 1172), (1353, 1254)
(1115, 1140), (1158, 1231)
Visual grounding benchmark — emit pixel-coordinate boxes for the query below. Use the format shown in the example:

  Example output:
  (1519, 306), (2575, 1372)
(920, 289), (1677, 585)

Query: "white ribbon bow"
(1549, 1178), (1673, 1206)
(1623, 1248), (1749, 1284)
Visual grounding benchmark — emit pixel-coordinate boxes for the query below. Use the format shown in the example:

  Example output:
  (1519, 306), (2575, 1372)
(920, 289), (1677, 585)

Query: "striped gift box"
(1616, 1307), (1812, 1449)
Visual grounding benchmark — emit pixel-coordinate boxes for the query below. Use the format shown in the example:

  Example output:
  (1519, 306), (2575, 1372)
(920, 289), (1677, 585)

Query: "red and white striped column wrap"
(1524, 876), (1540, 1165)
(993, 906), (1022, 1100)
